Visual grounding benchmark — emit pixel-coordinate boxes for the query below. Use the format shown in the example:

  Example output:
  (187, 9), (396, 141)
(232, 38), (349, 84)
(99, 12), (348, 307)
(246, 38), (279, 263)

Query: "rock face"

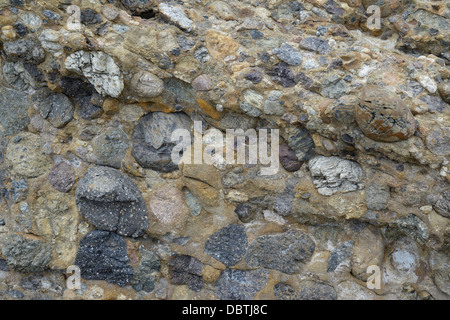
(0, 0), (449, 302)
(356, 85), (417, 142)
(75, 166), (149, 238)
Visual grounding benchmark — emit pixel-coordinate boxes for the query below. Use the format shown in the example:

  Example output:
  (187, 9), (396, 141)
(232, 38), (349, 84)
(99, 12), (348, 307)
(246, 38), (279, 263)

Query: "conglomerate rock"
(0, 0), (448, 301)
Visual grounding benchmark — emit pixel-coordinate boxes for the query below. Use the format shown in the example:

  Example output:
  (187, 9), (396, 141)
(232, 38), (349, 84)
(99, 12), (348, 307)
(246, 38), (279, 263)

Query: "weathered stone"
(245, 230), (315, 274)
(148, 186), (189, 226)
(33, 89), (75, 128)
(298, 281), (337, 300)
(273, 283), (298, 300)
(214, 268), (269, 300)
(5, 133), (53, 178)
(204, 224), (248, 267)
(321, 75), (348, 99)
(1, 234), (51, 273)
(74, 230), (133, 286)
(299, 37), (330, 54)
(365, 182), (390, 211)
(132, 112), (192, 172)
(389, 214), (429, 244)
(434, 190), (450, 218)
(3, 38), (45, 64)
(168, 255), (204, 292)
(48, 162), (76, 193)
(351, 226), (384, 281)
(65, 51), (124, 98)
(132, 248), (161, 293)
(279, 144), (303, 172)
(158, 3), (193, 32)
(128, 71), (164, 101)
(0, 87), (30, 137)
(356, 85), (416, 142)
(75, 166), (149, 238)
(308, 156), (364, 196)
(267, 63), (298, 88)
(273, 43), (302, 66)
(328, 241), (354, 272)
(91, 127), (130, 169)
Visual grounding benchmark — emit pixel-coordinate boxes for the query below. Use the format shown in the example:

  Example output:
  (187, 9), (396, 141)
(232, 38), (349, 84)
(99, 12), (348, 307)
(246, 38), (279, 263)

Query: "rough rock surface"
(0, 0), (449, 301)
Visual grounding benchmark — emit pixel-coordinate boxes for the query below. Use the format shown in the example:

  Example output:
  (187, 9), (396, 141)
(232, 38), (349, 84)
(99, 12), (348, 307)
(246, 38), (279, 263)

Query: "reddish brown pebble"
(279, 144), (303, 172)
(48, 162), (76, 193)
(356, 85), (416, 142)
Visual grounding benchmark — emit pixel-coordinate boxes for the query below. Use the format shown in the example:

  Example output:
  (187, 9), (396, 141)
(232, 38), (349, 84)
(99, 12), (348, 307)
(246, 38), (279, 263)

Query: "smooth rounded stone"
(168, 255), (204, 292)
(75, 166), (149, 238)
(1, 234), (51, 273)
(191, 74), (212, 91)
(285, 127), (315, 162)
(48, 162), (76, 193)
(33, 90), (75, 128)
(279, 144), (303, 172)
(433, 189), (450, 218)
(0, 86), (29, 137)
(365, 182), (390, 211)
(245, 230), (315, 274)
(273, 43), (302, 66)
(273, 283), (298, 300)
(64, 51), (124, 98)
(148, 186), (189, 226)
(91, 127), (130, 169)
(5, 132), (53, 178)
(356, 85), (416, 142)
(132, 112), (192, 172)
(74, 230), (134, 287)
(389, 214), (429, 244)
(204, 224), (248, 267)
(390, 240), (418, 273)
(351, 227), (384, 281)
(132, 248), (161, 293)
(437, 81), (450, 103)
(3, 38), (45, 64)
(128, 71), (164, 101)
(158, 3), (193, 32)
(308, 156), (364, 196)
(214, 268), (269, 300)
(298, 281), (337, 300)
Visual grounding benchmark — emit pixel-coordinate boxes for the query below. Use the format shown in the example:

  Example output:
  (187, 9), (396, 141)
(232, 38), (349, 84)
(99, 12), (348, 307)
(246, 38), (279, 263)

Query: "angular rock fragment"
(0, 87), (30, 137)
(168, 255), (204, 292)
(74, 230), (134, 286)
(75, 166), (149, 238)
(33, 89), (75, 128)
